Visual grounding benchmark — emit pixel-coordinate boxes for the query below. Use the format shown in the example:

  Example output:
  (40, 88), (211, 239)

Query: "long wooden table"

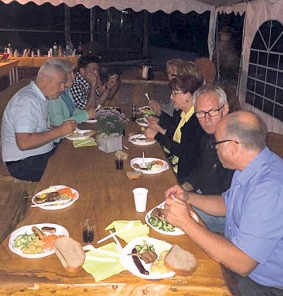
(0, 111), (237, 295)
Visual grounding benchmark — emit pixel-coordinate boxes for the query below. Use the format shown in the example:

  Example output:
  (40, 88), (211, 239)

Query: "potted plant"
(95, 108), (128, 153)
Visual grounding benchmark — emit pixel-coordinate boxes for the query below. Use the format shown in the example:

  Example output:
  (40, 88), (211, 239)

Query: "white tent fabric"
(2, 0), (213, 13)
(217, 0), (283, 133)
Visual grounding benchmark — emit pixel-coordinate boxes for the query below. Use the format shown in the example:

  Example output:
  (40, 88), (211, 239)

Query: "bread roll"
(164, 244), (197, 276)
(54, 237), (85, 272)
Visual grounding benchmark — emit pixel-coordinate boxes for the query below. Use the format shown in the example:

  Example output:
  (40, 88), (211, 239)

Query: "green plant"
(96, 109), (127, 135)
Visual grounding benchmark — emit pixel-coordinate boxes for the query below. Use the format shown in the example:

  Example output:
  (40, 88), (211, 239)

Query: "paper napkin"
(83, 242), (125, 282)
(105, 220), (149, 243)
(73, 138), (97, 148)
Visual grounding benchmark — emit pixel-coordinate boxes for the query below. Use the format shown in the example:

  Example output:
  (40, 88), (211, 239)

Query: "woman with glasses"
(144, 74), (204, 181)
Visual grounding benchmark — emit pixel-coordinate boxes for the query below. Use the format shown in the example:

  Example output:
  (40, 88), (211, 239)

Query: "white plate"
(135, 118), (149, 127)
(145, 202), (199, 236)
(128, 134), (156, 146)
(130, 158), (169, 174)
(8, 223), (69, 258)
(32, 185), (79, 210)
(138, 106), (155, 116)
(120, 237), (175, 279)
(65, 129), (93, 140)
(85, 119), (97, 123)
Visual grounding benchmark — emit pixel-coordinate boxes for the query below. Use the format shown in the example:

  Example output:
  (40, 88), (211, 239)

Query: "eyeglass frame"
(213, 139), (240, 148)
(195, 105), (225, 118)
(170, 90), (184, 99)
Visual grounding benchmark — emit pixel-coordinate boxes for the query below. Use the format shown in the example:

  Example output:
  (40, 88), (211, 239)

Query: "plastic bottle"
(53, 42), (58, 56)
(131, 104), (137, 121)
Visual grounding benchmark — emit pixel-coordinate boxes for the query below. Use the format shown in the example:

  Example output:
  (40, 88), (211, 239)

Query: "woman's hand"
(106, 74), (119, 90)
(149, 100), (161, 116)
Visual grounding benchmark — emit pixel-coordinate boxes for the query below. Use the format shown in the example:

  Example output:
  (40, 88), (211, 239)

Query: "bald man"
(1, 59), (77, 181)
(164, 111), (283, 295)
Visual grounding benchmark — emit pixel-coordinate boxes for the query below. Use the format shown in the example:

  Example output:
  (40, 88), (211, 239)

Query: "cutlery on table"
(109, 230), (123, 251)
(97, 222), (134, 244)
(31, 199), (72, 208)
(145, 93), (151, 102)
(141, 152), (147, 168)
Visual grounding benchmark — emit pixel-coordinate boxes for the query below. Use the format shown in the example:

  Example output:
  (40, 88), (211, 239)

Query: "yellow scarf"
(171, 106), (194, 173)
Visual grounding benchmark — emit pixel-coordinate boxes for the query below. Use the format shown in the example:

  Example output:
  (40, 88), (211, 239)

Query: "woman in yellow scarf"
(144, 75), (204, 181)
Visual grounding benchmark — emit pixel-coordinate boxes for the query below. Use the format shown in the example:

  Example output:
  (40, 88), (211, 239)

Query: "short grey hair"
(192, 84), (227, 106)
(37, 58), (73, 78)
(224, 111), (267, 150)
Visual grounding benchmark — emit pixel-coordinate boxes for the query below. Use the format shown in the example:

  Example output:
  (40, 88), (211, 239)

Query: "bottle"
(5, 43), (12, 56)
(53, 42), (58, 56)
(65, 40), (74, 56)
(131, 104), (137, 122)
(58, 45), (63, 56)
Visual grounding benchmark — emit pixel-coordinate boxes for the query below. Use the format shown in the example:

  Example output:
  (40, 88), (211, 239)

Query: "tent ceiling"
(1, 0), (247, 13)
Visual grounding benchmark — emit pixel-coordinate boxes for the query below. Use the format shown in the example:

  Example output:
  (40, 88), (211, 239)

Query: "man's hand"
(86, 108), (96, 119)
(88, 70), (98, 88)
(106, 74), (119, 89)
(164, 195), (192, 229)
(58, 120), (77, 136)
(165, 185), (189, 202)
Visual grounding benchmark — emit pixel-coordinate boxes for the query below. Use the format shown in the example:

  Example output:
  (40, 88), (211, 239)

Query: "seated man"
(71, 55), (119, 110)
(180, 85), (235, 233)
(164, 111), (283, 296)
(1, 59), (77, 182)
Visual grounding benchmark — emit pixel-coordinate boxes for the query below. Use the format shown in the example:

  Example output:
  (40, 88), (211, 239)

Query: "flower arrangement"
(96, 108), (128, 136)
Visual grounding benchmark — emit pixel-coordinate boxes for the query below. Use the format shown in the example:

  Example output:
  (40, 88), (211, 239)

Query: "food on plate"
(41, 226), (56, 233)
(126, 171), (142, 180)
(34, 187), (76, 205)
(133, 160), (164, 171)
(13, 226), (64, 254)
(150, 250), (170, 274)
(148, 207), (175, 232)
(69, 130), (95, 137)
(54, 237), (85, 272)
(131, 248), (149, 275)
(139, 106), (156, 116)
(131, 240), (158, 264)
(136, 118), (149, 126)
(164, 245), (197, 276)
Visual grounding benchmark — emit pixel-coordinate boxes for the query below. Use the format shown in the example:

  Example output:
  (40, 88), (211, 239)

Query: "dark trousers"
(227, 270), (283, 296)
(6, 148), (56, 182)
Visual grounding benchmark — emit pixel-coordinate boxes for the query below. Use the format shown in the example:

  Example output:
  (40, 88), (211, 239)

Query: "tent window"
(246, 21), (283, 121)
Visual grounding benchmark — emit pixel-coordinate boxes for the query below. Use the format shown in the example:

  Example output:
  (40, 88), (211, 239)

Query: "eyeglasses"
(195, 105), (224, 118)
(171, 90), (184, 97)
(213, 139), (239, 148)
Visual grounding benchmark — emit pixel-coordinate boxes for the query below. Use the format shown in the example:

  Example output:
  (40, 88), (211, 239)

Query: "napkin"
(105, 220), (149, 243)
(82, 242), (126, 282)
(73, 138), (97, 148)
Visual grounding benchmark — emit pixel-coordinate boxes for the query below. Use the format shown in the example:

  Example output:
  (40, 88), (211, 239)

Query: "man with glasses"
(180, 85), (234, 233)
(164, 110), (283, 296)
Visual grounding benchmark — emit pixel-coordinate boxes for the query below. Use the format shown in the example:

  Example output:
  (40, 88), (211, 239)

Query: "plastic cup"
(82, 218), (94, 243)
(115, 154), (124, 170)
(132, 188), (148, 212)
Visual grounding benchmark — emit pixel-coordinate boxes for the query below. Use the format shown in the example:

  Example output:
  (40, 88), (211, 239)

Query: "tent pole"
(143, 11), (149, 58)
(90, 8), (94, 42)
(64, 5), (71, 44)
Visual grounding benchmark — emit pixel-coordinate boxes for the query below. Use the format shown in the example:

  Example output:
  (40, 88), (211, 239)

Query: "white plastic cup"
(132, 188), (148, 212)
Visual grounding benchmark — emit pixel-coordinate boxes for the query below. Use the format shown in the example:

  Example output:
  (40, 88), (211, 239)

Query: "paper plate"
(128, 134), (156, 146)
(130, 158), (169, 174)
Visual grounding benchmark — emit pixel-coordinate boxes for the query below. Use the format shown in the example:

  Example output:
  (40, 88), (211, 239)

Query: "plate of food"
(120, 237), (175, 279)
(9, 223), (69, 258)
(135, 118), (149, 127)
(31, 185), (79, 210)
(128, 134), (156, 146)
(145, 202), (199, 236)
(138, 106), (155, 116)
(130, 158), (169, 174)
(65, 129), (95, 140)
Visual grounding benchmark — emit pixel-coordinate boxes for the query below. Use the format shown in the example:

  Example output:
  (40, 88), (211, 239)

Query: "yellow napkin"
(73, 138), (97, 148)
(82, 242), (126, 282)
(105, 220), (149, 243)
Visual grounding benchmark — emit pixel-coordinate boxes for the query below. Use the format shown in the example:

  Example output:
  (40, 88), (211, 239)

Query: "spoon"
(145, 93), (151, 102)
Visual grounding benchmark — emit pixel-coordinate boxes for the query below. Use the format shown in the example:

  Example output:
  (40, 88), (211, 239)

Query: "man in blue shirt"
(1, 59), (77, 181)
(164, 110), (283, 295)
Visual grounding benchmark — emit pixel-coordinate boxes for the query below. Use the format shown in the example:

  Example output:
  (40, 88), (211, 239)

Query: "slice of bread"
(164, 244), (197, 276)
(54, 237), (85, 272)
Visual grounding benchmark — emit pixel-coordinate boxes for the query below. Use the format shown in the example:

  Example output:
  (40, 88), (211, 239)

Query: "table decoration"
(83, 242), (126, 282)
(105, 220), (149, 243)
(95, 109), (128, 153)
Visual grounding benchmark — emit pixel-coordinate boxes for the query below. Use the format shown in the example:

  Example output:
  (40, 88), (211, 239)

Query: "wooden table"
(10, 56), (79, 68)
(120, 70), (169, 106)
(0, 111), (237, 295)
(0, 59), (19, 85)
